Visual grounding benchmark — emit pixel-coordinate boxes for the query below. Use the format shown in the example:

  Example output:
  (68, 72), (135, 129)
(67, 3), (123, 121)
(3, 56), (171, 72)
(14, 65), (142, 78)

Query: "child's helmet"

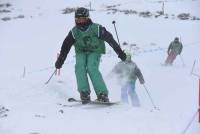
(124, 51), (132, 62)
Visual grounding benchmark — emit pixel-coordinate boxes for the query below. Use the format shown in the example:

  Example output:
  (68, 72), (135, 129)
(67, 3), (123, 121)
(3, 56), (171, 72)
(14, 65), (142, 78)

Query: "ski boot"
(97, 93), (109, 103)
(80, 91), (91, 104)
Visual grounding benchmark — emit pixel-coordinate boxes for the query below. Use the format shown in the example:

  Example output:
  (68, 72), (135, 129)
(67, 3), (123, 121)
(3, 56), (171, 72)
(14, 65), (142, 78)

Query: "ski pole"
(112, 20), (121, 46)
(190, 60), (196, 75)
(182, 110), (199, 134)
(179, 55), (185, 67)
(143, 84), (159, 110)
(45, 69), (57, 84)
(178, 36), (185, 67)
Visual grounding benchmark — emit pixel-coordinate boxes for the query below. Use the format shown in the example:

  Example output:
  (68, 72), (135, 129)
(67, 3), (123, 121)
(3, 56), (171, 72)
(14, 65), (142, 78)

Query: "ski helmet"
(75, 7), (89, 18)
(75, 7), (90, 26)
(174, 37), (179, 42)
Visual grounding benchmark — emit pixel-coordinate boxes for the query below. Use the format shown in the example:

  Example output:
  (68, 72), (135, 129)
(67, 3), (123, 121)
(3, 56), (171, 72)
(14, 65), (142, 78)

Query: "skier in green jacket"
(165, 37), (183, 65)
(55, 7), (126, 104)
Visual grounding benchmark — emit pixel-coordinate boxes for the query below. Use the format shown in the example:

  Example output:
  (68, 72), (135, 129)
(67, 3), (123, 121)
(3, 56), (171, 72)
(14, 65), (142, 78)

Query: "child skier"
(111, 52), (145, 106)
(165, 37), (183, 65)
(55, 7), (126, 104)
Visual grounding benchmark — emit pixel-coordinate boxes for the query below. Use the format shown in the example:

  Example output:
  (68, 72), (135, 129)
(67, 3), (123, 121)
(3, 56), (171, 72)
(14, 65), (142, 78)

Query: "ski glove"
(55, 57), (64, 69)
(118, 51), (126, 61)
(140, 79), (145, 84)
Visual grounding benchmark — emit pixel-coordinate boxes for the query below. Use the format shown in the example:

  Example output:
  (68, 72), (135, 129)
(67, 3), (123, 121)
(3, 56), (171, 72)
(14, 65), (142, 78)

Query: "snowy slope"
(0, 0), (200, 134)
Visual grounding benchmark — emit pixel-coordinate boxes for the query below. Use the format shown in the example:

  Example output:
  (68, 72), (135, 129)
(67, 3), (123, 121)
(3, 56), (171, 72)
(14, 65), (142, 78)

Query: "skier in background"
(55, 7), (126, 104)
(165, 37), (183, 65)
(111, 52), (145, 106)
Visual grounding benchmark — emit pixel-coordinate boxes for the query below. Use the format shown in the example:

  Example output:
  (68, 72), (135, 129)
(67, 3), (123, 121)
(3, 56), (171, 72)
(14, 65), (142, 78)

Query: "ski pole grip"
(112, 20), (121, 46)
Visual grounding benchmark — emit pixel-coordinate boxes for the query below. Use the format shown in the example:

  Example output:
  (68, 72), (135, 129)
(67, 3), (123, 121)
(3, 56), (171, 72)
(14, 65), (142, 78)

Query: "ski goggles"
(75, 17), (89, 24)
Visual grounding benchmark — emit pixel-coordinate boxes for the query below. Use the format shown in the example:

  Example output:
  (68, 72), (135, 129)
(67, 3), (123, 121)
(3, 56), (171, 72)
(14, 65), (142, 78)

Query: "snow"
(0, 0), (200, 134)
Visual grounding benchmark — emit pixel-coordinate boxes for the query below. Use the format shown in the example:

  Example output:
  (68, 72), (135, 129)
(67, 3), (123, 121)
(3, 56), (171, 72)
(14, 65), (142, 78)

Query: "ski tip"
(68, 98), (76, 102)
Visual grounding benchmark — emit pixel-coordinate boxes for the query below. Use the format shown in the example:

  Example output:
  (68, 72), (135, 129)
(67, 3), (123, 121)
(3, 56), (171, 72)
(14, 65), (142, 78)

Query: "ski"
(68, 98), (120, 106)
